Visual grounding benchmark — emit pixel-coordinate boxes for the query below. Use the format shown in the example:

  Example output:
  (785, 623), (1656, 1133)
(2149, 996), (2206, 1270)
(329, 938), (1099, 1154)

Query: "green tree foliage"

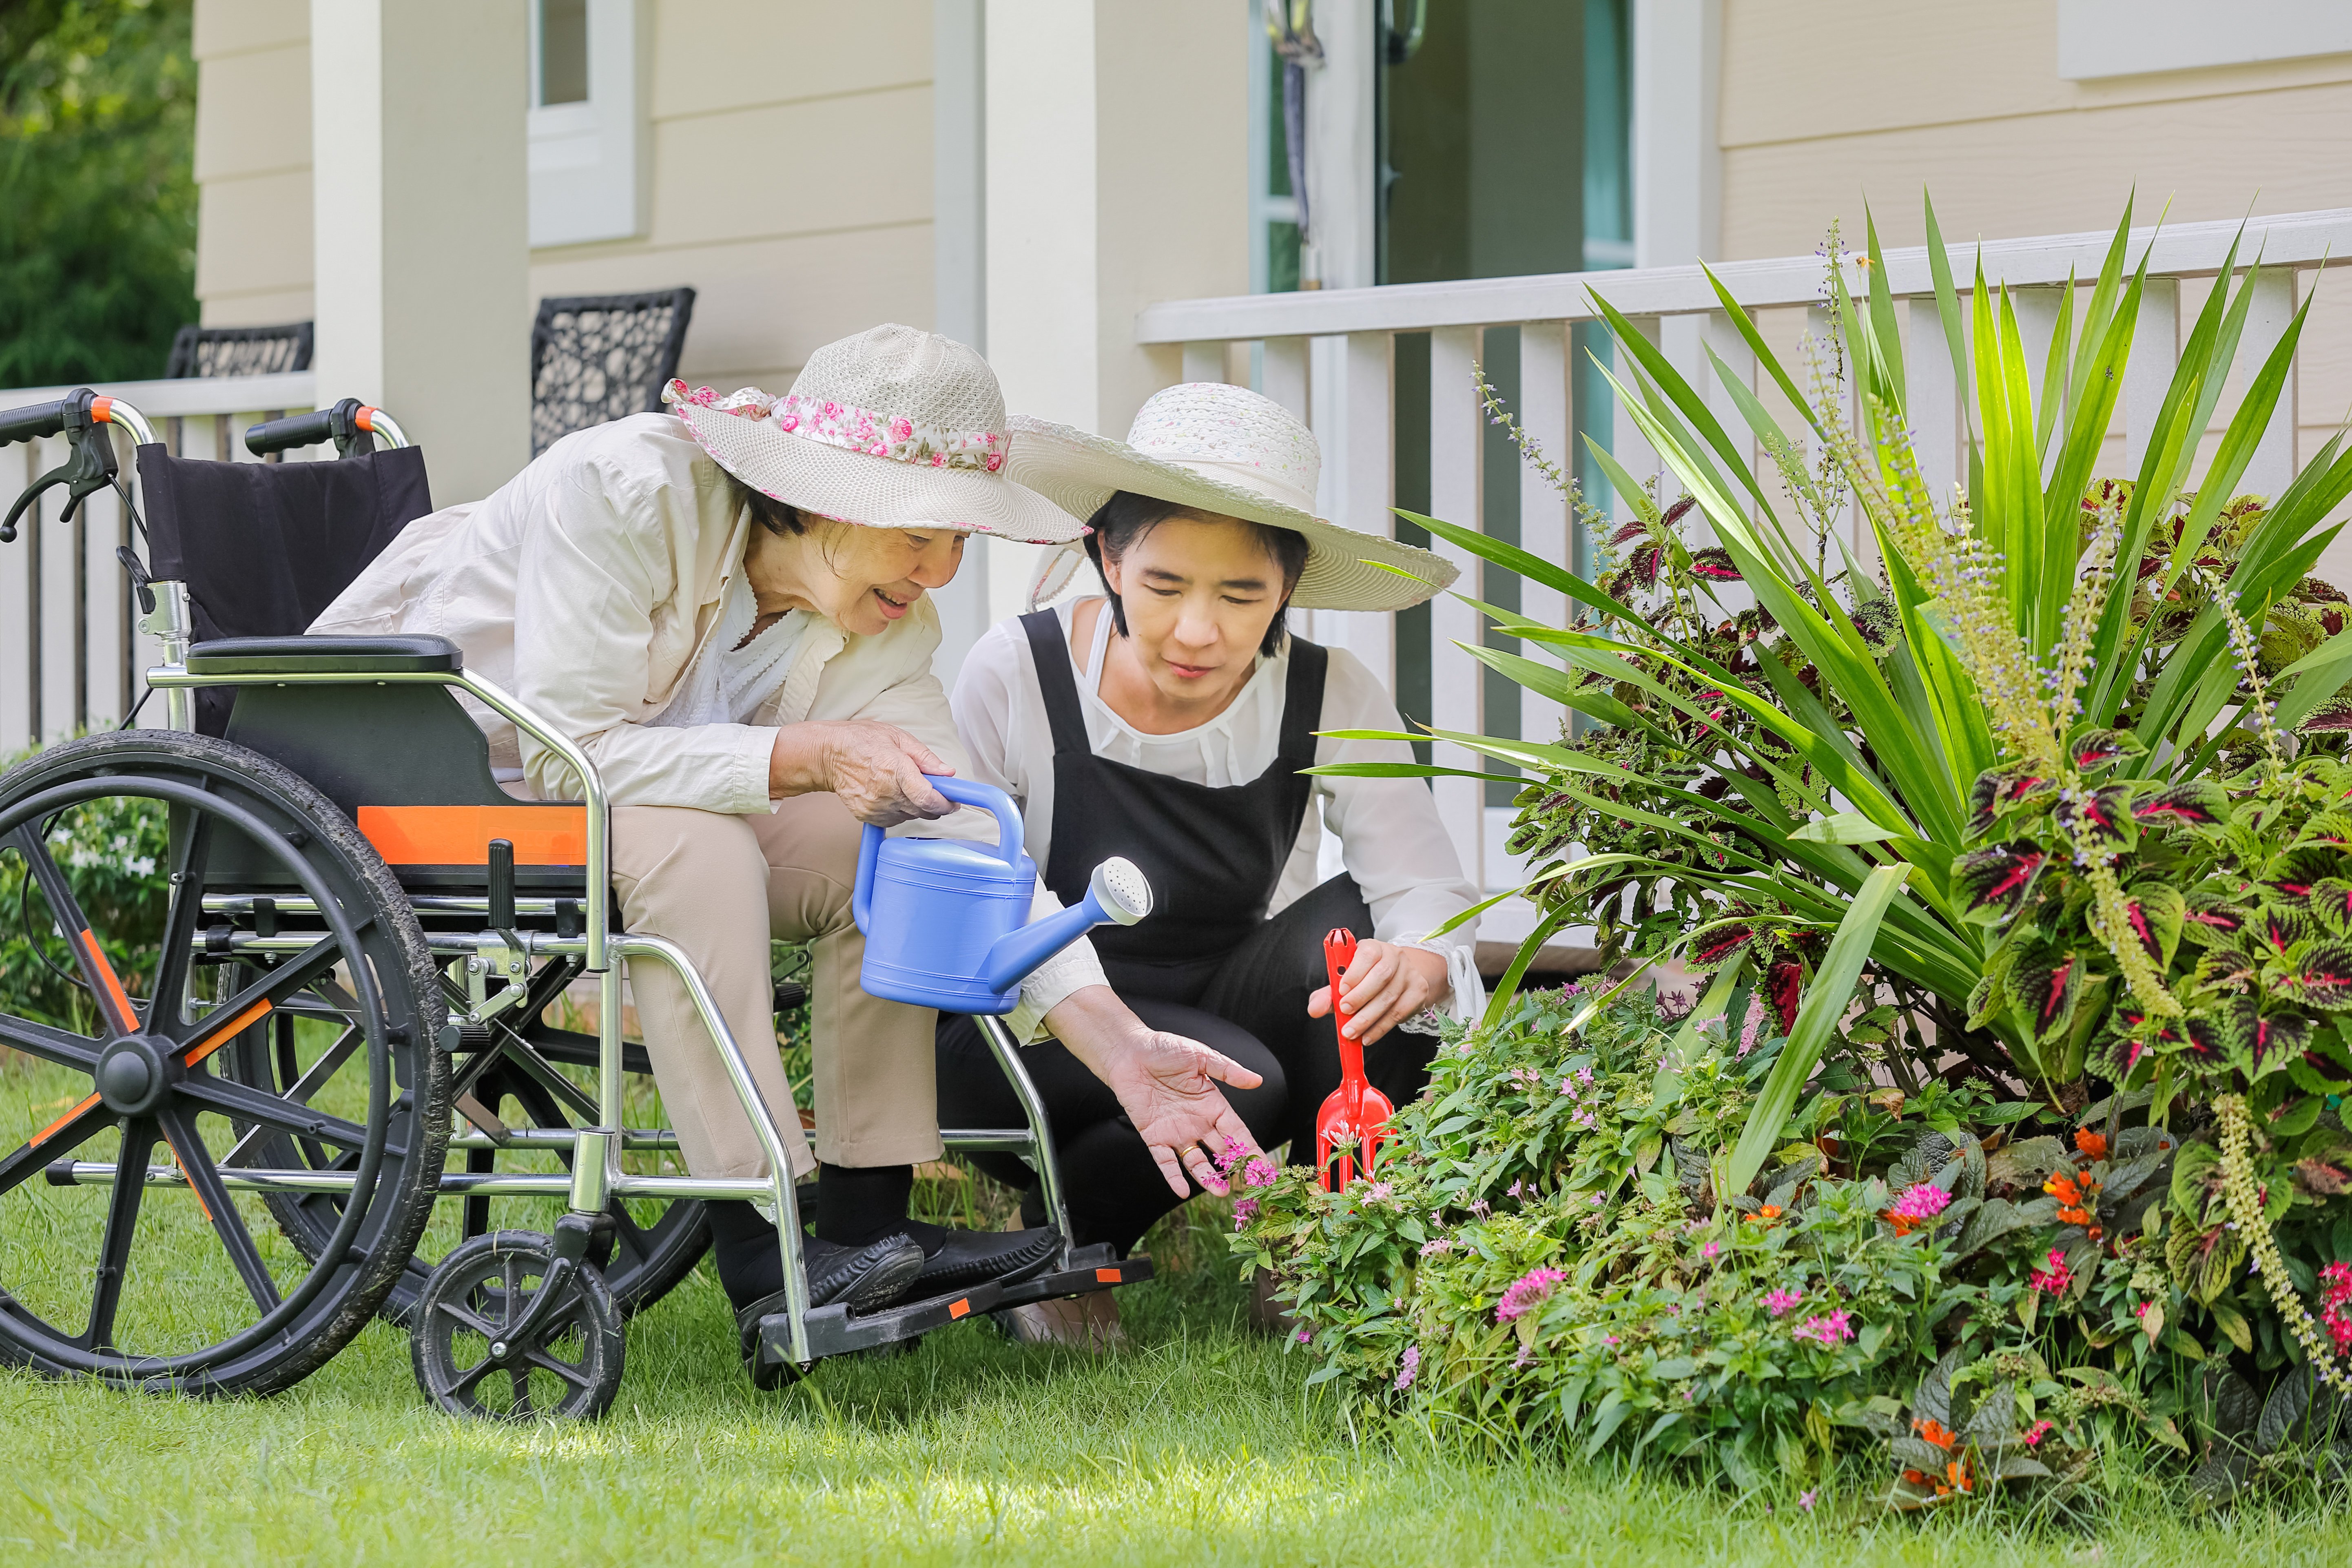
(0, 0), (197, 386)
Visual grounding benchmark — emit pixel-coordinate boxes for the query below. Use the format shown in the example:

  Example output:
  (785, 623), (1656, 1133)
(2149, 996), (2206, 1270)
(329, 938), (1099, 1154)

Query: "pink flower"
(2029, 1247), (2073, 1294)
(931, 453), (947, 467)
(1419, 1238), (1454, 1258)
(985, 453), (1004, 472)
(1701, 1242), (1721, 1261)
(1231, 1197), (1258, 1229)
(1792, 1309), (1854, 1347)
(1798, 1489), (1816, 1512)
(1512, 1346), (1533, 1369)
(1216, 1138), (1249, 1173)
(1495, 1267), (1567, 1323)
(2022, 1420), (2053, 1446)
(778, 413), (800, 432)
(1244, 1157), (1278, 1187)
(1294, 1327), (1311, 1344)
(1394, 1345), (1420, 1391)
(1364, 1181), (1394, 1203)
(890, 416), (914, 441)
(1763, 1288), (1805, 1318)
(1887, 1183), (1951, 1222)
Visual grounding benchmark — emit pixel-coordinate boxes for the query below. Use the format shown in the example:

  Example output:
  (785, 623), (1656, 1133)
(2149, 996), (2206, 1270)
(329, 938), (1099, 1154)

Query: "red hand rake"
(1314, 929), (1395, 1191)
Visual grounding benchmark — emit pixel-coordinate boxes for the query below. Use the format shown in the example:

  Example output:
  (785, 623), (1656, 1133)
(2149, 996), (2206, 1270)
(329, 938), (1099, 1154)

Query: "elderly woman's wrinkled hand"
(771, 720), (955, 826)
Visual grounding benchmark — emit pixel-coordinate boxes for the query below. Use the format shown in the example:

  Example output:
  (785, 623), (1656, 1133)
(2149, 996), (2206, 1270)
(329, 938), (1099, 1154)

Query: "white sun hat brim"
(1003, 415), (1456, 612)
(676, 399), (1086, 545)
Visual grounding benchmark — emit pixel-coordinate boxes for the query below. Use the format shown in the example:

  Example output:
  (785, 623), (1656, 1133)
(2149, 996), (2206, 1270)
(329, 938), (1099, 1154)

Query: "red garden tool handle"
(1324, 928), (1365, 1082)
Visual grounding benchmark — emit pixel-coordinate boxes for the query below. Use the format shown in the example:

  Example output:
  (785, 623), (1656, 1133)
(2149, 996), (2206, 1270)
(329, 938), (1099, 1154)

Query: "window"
(528, 0), (643, 248)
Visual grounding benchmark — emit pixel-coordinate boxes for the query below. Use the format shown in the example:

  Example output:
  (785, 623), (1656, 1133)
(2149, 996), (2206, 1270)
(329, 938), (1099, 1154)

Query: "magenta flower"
(2029, 1247), (2073, 1294)
(1495, 1267), (1567, 1323)
(1231, 1197), (1258, 1229)
(1763, 1287), (1805, 1318)
(1701, 1242), (1721, 1261)
(1884, 1182), (1952, 1235)
(1791, 1309), (1854, 1347)
(1394, 1344), (1420, 1391)
(1798, 1489), (1816, 1513)
(1244, 1157), (1278, 1187)
(2022, 1420), (2053, 1446)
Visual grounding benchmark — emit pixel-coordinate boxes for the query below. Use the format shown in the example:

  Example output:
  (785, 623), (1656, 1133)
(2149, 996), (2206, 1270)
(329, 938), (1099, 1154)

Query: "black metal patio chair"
(529, 288), (697, 456)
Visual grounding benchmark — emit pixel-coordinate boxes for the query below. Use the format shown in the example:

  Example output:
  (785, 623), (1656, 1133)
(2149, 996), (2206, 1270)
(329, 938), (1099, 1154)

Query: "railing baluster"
(1308, 332), (1397, 685)
(0, 440), (31, 751)
(2124, 277), (2180, 475)
(37, 436), (76, 743)
(1611, 314), (1665, 526)
(1182, 341), (1226, 384)
(1428, 325), (1486, 888)
(79, 467), (124, 730)
(1262, 336), (1309, 423)
(2243, 268), (2301, 501)
(1905, 295), (1961, 509)
(1517, 321), (1572, 748)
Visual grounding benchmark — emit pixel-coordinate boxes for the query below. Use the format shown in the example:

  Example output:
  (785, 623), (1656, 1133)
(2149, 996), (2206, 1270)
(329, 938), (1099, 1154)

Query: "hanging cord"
(109, 473), (159, 731)
(1024, 543), (1090, 613)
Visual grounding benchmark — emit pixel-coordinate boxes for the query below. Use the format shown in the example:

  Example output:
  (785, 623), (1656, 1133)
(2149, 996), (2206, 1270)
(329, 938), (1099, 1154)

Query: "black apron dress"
(1019, 609), (1326, 1001)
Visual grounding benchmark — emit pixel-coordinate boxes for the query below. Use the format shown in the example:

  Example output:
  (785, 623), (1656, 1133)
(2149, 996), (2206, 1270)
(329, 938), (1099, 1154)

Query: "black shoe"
(733, 1231), (926, 1389)
(903, 1224), (1061, 1300)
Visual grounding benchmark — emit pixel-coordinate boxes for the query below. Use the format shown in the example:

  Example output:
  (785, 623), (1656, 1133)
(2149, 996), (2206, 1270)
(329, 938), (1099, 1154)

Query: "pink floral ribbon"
(663, 379), (1006, 472)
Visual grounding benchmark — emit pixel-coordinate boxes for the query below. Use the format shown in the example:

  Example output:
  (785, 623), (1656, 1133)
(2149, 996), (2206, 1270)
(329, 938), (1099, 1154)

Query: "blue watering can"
(852, 777), (1152, 1014)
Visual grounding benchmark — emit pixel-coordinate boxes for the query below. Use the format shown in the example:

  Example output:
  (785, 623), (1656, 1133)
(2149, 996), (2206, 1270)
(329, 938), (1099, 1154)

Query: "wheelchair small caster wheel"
(411, 1230), (624, 1420)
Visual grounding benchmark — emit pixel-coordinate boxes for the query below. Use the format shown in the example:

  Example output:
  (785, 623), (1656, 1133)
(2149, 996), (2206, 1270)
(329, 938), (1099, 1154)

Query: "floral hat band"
(662, 378), (1007, 473)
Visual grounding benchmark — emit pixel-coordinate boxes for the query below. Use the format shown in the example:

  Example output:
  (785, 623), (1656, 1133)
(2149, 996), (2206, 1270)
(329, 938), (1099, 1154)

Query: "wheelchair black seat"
(188, 633), (461, 674)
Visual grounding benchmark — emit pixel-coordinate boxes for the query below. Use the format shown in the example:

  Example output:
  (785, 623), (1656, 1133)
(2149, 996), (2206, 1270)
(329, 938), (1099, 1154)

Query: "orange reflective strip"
(948, 1298), (970, 1320)
(355, 805), (588, 867)
(90, 395), (115, 425)
(31, 1092), (100, 1146)
(79, 930), (139, 1034)
(354, 406), (378, 433)
(161, 1136), (211, 1222)
(182, 998), (274, 1068)
(1095, 1267), (1121, 1284)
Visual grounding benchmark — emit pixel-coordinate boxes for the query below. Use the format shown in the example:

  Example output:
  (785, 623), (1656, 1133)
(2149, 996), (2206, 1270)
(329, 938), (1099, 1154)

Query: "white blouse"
(646, 572), (811, 730)
(952, 597), (1485, 1032)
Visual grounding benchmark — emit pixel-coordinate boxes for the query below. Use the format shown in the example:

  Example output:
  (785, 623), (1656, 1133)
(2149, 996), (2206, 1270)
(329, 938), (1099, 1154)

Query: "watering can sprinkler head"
(1088, 857), (1152, 927)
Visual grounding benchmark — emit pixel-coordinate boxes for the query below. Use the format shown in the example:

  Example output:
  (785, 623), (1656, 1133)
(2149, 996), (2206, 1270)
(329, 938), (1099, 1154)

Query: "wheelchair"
(0, 390), (1149, 1417)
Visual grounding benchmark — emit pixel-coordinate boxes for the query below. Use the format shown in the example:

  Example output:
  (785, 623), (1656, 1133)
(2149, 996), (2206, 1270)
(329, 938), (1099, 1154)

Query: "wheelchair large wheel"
(0, 731), (448, 1395)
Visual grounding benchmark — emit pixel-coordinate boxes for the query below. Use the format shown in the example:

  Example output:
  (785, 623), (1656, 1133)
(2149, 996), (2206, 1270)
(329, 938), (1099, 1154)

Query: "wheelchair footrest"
(760, 1245), (1154, 1368)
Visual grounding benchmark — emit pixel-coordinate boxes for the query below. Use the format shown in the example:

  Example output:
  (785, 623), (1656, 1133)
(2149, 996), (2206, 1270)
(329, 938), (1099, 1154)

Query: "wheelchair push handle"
(0, 389), (154, 544)
(247, 398), (411, 458)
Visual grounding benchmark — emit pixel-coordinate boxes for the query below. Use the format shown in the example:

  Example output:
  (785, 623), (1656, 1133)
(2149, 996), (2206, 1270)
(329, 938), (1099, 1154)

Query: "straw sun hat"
(662, 323), (1083, 545)
(1005, 382), (1457, 613)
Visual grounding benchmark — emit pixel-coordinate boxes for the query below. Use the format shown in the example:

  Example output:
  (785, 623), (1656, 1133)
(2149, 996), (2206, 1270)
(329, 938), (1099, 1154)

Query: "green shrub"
(0, 742), (168, 1038)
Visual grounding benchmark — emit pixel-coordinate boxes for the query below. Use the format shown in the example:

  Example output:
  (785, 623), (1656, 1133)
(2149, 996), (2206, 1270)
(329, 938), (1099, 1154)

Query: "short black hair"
(1080, 490), (1310, 658)
(723, 472), (807, 537)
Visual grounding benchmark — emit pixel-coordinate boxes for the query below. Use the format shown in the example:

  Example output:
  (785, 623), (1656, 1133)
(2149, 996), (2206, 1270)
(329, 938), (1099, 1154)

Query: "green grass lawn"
(2, 1068), (2350, 1563)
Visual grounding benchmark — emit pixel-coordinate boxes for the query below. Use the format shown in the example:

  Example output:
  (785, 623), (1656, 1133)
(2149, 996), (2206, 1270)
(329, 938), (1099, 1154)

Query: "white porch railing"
(1138, 209), (2352, 941)
(0, 373), (317, 751)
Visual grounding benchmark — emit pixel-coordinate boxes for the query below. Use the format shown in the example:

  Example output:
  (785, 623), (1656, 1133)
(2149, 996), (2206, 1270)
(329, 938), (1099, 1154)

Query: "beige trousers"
(610, 795), (943, 1181)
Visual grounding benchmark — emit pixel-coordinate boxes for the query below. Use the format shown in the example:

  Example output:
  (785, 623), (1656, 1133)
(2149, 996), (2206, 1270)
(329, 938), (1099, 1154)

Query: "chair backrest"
(136, 443), (435, 735)
(529, 287), (697, 456)
(164, 322), (315, 379)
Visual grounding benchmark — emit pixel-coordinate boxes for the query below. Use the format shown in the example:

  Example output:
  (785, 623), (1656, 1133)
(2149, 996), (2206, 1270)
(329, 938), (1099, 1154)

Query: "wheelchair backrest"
(137, 444), (434, 735)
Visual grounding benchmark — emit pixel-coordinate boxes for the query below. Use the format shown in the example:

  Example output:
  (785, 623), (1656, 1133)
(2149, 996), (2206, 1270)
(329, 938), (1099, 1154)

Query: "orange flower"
(1744, 1205), (1784, 1227)
(1901, 1468), (1929, 1486)
(2043, 1167), (2103, 1237)
(2074, 1128), (2108, 1162)
(1913, 1417), (1957, 1451)
(1935, 1458), (1973, 1496)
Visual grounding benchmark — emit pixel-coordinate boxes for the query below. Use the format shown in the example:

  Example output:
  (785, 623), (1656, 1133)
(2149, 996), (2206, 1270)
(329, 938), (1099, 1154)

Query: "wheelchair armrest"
(186, 635), (463, 675)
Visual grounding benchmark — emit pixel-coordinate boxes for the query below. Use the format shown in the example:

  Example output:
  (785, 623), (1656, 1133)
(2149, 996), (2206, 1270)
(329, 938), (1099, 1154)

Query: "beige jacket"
(311, 413), (977, 817)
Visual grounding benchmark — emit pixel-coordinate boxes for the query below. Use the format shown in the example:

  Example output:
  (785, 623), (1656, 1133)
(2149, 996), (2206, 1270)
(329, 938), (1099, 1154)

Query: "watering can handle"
(852, 775), (1025, 935)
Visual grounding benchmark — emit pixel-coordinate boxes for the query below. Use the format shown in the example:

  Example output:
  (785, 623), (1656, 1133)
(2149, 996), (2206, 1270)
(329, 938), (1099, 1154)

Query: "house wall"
(1717, 0), (2352, 471)
(193, 1), (937, 393)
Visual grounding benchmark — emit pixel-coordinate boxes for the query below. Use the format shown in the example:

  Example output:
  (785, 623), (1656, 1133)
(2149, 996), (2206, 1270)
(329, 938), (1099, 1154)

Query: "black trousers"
(933, 875), (1440, 1254)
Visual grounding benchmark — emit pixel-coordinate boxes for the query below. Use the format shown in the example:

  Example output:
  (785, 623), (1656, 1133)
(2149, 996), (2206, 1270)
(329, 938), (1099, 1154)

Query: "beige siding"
(192, 0), (312, 327)
(191, 0), (937, 384)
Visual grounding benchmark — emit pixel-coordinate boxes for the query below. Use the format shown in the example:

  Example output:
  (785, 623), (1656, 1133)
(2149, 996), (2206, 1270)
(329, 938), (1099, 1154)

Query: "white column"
(1632, 0), (1722, 269)
(1263, 337), (1310, 423)
(1300, 0), (1376, 292)
(310, 0), (529, 508)
(983, 0), (1248, 630)
(2243, 268), (2301, 501)
(928, 0), (992, 671)
(1428, 325), (1485, 889)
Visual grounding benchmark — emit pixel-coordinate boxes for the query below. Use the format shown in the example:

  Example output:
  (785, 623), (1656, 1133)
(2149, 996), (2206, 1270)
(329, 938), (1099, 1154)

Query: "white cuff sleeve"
(1395, 937), (1485, 1035)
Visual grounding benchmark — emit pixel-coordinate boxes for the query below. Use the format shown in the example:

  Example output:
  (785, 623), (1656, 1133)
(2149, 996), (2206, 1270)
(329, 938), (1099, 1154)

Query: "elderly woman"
(312, 327), (1264, 1375)
(939, 382), (1484, 1342)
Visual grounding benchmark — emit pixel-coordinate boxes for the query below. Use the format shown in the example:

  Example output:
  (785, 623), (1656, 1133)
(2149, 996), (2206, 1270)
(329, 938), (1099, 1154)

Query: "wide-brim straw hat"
(662, 324), (1083, 545)
(1004, 382), (1456, 612)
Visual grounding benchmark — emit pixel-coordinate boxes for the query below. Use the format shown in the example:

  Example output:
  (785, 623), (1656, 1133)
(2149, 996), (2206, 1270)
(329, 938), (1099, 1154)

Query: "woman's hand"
(1044, 986), (1263, 1198)
(1308, 940), (1451, 1045)
(769, 720), (954, 825)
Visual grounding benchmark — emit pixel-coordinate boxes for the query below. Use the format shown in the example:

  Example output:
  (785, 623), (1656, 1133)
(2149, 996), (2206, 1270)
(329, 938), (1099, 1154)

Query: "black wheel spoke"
(609, 1206), (654, 1267)
(160, 1110), (281, 1314)
(447, 1351), (500, 1401)
(167, 936), (346, 1059)
(0, 1096), (112, 1199)
(502, 1258), (524, 1330)
(433, 1296), (503, 1342)
(524, 1347), (593, 1389)
(221, 1023), (363, 1168)
(175, 1075), (385, 1156)
(4, 826), (140, 1036)
(142, 808), (215, 1036)
(83, 1118), (157, 1351)
(0, 1010), (101, 1074)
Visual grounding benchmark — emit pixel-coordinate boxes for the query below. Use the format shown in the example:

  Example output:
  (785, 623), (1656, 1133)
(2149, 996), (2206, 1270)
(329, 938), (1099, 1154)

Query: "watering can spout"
(979, 857), (1152, 994)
